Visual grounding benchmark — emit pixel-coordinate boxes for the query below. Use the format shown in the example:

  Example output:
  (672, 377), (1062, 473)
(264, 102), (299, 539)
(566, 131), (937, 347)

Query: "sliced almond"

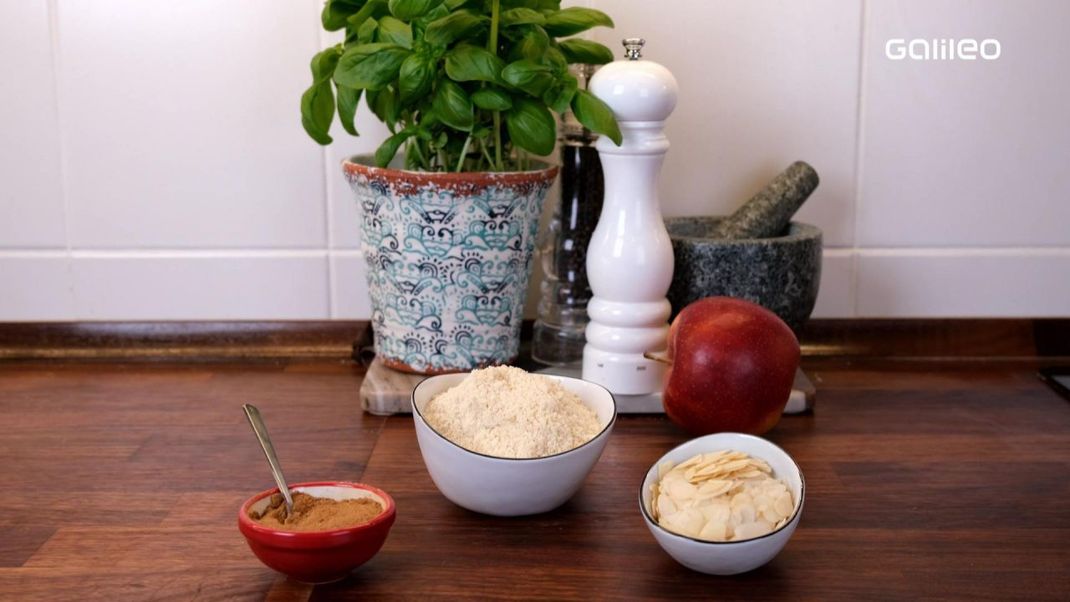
(774, 491), (794, 518)
(652, 449), (794, 543)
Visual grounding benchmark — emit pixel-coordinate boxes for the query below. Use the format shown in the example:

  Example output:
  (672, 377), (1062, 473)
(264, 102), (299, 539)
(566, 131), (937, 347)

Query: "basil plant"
(302, 0), (622, 172)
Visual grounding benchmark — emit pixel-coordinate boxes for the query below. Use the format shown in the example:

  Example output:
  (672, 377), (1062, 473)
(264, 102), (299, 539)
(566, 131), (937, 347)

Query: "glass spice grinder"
(532, 65), (605, 366)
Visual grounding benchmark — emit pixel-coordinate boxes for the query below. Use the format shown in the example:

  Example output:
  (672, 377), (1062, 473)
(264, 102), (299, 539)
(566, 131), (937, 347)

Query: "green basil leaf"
(514, 26), (549, 61)
(558, 39), (614, 65)
(545, 45), (567, 73)
(543, 74), (577, 114)
(368, 85), (401, 127)
(310, 47), (341, 83)
(398, 53), (435, 103)
(571, 89), (621, 145)
(444, 45), (504, 83)
(543, 7), (613, 37)
(432, 79), (474, 131)
(501, 59), (554, 97)
(347, 0), (388, 31)
(375, 130), (412, 167)
(300, 80), (335, 145)
(471, 88), (513, 111)
(345, 24), (360, 45)
(322, 0), (366, 31)
(423, 11), (486, 46)
(387, 0), (442, 20)
(336, 85), (362, 135)
(506, 98), (556, 156)
(418, 109), (440, 131)
(366, 89), (381, 117)
(335, 43), (410, 90)
(413, 2), (450, 37)
(500, 7), (544, 26)
(377, 15), (412, 47)
(357, 17), (378, 43)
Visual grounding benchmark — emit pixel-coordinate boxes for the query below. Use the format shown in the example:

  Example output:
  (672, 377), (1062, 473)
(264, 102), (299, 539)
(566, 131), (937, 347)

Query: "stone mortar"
(666, 217), (822, 332)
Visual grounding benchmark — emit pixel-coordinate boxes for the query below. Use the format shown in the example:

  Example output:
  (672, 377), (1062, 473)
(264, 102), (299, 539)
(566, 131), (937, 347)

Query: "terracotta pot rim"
(342, 154), (558, 183)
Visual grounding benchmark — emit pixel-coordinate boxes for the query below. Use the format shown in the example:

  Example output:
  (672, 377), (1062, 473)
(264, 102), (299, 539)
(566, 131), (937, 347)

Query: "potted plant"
(302, 0), (622, 374)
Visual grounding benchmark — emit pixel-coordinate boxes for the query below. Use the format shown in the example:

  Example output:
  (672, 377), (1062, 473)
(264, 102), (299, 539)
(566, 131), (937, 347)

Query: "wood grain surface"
(0, 359), (1068, 600)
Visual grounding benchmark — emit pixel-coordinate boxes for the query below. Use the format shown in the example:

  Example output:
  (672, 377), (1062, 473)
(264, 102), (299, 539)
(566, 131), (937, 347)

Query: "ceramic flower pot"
(343, 155), (558, 374)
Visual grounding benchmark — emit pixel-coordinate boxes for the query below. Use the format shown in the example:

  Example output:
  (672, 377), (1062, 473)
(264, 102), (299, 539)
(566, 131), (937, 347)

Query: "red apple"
(662, 297), (800, 435)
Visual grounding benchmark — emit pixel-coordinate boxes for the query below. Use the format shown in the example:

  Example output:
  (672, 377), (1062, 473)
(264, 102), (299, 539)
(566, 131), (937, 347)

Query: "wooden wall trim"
(797, 318), (1070, 359)
(0, 319), (1066, 361)
(0, 321), (371, 361)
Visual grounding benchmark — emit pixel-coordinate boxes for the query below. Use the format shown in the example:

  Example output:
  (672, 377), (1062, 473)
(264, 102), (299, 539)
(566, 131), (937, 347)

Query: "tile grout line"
(852, 247), (1070, 257)
(45, 0), (76, 318)
(67, 249), (330, 259)
(850, 0), (871, 317)
(324, 146), (337, 321)
(314, 0), (337, 320)
(4, 246), (1070, 259)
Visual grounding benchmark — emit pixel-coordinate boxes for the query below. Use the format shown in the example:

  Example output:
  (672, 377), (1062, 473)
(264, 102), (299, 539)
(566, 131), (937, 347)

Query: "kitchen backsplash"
(2, 0), (1067, 320)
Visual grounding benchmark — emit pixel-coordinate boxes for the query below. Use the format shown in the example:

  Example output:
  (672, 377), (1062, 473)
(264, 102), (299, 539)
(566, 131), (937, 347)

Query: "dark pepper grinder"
(532, 65), (605, 366)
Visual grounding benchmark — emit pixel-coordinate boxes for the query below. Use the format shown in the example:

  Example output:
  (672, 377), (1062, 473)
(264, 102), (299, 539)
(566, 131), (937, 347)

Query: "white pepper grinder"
(582, 38), (679, 395)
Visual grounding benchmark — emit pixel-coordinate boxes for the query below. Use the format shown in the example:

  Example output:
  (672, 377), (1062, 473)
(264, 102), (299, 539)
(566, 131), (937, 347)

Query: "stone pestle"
(709, 161), (820, 240)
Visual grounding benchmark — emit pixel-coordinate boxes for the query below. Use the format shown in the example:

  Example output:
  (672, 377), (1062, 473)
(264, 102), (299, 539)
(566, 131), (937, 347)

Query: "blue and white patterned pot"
(343, 155), (558, 374)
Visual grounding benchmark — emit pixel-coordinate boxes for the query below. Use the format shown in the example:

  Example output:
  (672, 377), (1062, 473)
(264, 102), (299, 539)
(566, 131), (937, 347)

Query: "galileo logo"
(885, 38), (1001, 61)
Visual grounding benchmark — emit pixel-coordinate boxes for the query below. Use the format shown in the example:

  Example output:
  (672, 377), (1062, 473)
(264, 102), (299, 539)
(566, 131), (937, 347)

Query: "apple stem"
(643, 351), (674, 366)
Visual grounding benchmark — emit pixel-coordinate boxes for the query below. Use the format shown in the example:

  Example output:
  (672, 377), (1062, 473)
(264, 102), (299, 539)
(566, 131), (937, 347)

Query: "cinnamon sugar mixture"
(250, 492), (383, 532)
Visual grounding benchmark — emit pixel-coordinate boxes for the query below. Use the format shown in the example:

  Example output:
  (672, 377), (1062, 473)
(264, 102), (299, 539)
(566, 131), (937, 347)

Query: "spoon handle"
(243, 404), (295, 515)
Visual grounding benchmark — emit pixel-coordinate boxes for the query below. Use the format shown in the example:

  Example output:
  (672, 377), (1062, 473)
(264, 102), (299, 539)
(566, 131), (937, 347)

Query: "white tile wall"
(56, 0), (327, 249)
(0, 254), (74, 320)
(811, 251), (856, 318)
(857, 250), (1070, 317)
(330, 252), (373, 319)
(70, 254), (329, 320)
(0, 2), (67, 248)
(589, 0), (864, 249)
(857, 0), (1070, 247)
(0, 0), (1067, 321)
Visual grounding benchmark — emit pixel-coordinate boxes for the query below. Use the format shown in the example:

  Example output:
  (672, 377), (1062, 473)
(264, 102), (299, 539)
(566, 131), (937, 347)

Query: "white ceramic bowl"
(412, 372), (616, 516)
(639, 432), (805, 575)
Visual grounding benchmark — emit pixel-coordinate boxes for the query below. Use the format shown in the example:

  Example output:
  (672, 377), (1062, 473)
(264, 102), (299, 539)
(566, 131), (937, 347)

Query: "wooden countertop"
(1, 358), (1068, 600)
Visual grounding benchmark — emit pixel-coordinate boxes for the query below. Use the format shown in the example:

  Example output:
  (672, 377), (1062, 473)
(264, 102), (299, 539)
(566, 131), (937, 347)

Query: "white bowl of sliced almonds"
(639, 432), (805, 575)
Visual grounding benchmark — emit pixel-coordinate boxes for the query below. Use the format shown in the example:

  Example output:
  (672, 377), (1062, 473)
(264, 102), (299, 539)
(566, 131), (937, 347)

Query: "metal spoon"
(243, 403), (295, 516)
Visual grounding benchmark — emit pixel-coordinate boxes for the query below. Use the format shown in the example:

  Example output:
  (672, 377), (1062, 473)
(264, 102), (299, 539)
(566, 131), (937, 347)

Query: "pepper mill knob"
(623, 37), (645, 60)
(589, 42), (678, 125)
(582, 40), (678, 396)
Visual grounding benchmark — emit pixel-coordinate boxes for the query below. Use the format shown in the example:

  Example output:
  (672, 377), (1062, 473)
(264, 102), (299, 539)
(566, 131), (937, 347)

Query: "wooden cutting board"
(359, 357), (815, 416)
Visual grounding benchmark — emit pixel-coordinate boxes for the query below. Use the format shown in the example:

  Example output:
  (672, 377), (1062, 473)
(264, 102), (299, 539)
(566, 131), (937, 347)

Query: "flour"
(422, 366), (602, 459)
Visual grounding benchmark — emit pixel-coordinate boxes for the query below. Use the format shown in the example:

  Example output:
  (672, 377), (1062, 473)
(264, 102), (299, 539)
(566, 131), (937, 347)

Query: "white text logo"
(885, 38), (1001, 61)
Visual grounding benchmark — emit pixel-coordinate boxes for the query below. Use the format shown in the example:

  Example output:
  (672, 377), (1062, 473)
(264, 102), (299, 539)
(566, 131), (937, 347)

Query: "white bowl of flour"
(411, 367), (617, 516)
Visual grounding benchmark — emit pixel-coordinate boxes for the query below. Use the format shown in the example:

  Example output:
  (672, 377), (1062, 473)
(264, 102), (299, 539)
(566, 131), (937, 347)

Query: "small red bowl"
(238, 481), (396, 583)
